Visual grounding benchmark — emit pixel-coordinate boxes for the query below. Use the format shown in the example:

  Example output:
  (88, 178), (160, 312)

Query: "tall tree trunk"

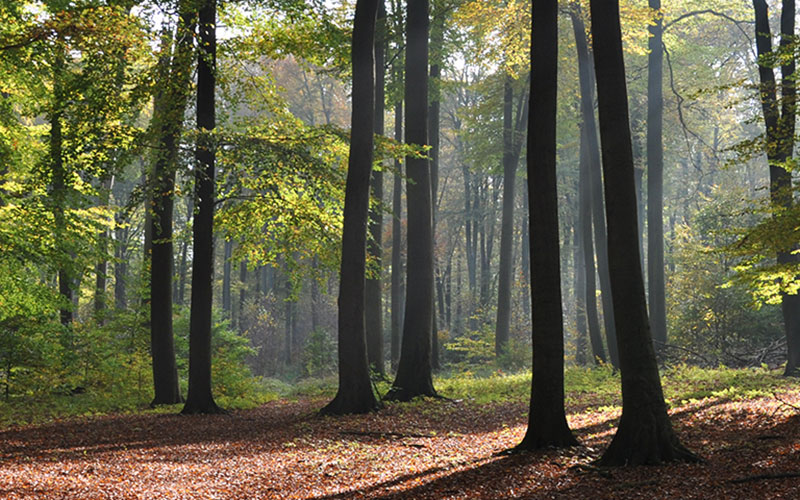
(579, 124), (605, 364)
(752, 0), (800, 377)
(391, 97), (404, 371)
(647, 0), (667, 351)
(238, 259), (247, 331)
(182, 0), (222, 415)
(495, 76), (530, 357)
(222, 239), (233, 315)
(495, 78), (516, 357)
(572, 6), (618, 368)
(321, 0), (382, 415)
(150, 7), (194, 406)
(517, 0), (578, 450)
(387, 0), (437, 401)
(429, 3), (444, 371)
(176, 199), (192, 306)
(50, 50), (72, 329)
(590, 0), (698, 464)
(94, 177), (112, 323)
(366, 0), (386, 376)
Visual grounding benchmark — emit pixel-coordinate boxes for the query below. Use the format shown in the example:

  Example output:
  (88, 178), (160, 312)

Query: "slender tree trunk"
(222, 239), (233, 315)
(387, 0), (437, 401)
(94, 177), (112, 322)
(590, 0), (698, 464)
(429, 4), (444, 371)
(752, 0), (800, 377)
(150, 7), (194, 406)
(517, 0), (578, 450)
(579, 124), (605, 364)
(50, 50), (72, 329)
(182, 0), (222, 415)
(321, 0), (382, 415)
(366, 0), (386, 376)
(391, 97), (404, 371)
(571, 6), (611, 365)
(647, 0), (667, 351)
(238, 259), (247, 331)
(572, 7), (618, 368)
(176, 199), (192, 306)
(495, 78), (515, 357)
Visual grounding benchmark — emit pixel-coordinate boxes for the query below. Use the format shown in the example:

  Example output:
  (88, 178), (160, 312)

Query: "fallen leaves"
(0, 390), (799, 499)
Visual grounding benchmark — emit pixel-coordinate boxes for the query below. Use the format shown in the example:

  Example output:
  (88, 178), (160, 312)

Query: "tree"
(570, 5), (605, 364)
(751, 0), (800, 377)
(494, 75), (528, 358)
(149, 3), (195, 407)
(516, 0), (577, 450)
(321, 0), (382, 415)
(182, 0), (223, 415)
(647, 0), (667, 351)
(590, 0), (699, 465)
(366, 0), (386, 377)
(386, 0), (437, 401)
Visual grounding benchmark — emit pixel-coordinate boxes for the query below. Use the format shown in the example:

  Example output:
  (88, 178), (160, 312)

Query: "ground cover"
(1, 367), (798, 499)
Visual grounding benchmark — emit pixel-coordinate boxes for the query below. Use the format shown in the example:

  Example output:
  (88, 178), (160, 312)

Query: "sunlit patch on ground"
(1, 390), (799, 499)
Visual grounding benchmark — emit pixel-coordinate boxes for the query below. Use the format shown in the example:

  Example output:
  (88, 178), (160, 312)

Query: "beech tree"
(516, 0), (577, 450)
(387, 0), (437, 401)
(182, 0), (222, 415)
(321, 0), (382, 415)
(149, 1), (195, 407)
(590, 0), (698, 465)
(751, 0), (800, 377)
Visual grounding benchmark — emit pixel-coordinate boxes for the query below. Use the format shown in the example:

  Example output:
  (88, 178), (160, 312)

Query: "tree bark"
(222, 239), (233, 314)
(321, 0), (382, 415)
(150, 7), (195, 406)
(182, 0), (223, 415)
(647, 0), (667, 351)
(391, 97), (404, 371)
(366, 0), (386, 376)
(590, 0), (698, 464)
(579, 124), (605, 364)
(570, 5), (618, 368)
(517, 0), (578, 450)
(429, 3), (444, 371)
(386, 0), (437, 401)
(752, 0), (800, 377)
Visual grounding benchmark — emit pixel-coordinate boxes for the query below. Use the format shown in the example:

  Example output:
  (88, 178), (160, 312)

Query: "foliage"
(668, 185), (783, 367)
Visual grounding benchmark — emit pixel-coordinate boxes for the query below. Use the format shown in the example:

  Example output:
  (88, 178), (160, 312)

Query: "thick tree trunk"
(752, 0), (800, 377)
(386, 0), (437, 401)
(321, 0), (382, 415)
(182, 0), (223, 415)
(366, 0), (386, 376)
(517, 0), (578, 450)
(590, 0), (698, 464)
(647, 0), (667, 351)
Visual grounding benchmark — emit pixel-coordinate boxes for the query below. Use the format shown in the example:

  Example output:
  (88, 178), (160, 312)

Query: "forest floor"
(1, 379), (800, 499)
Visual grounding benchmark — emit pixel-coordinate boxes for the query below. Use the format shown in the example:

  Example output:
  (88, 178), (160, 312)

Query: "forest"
(1, 0), (800, 498)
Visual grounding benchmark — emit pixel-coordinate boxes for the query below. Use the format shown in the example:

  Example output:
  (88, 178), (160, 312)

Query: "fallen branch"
(730, 472), (800, 484)
(772, 393), (800, 412)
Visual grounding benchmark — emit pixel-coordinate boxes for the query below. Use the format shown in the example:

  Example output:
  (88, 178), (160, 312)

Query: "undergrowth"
(1, 363), (796, 429)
